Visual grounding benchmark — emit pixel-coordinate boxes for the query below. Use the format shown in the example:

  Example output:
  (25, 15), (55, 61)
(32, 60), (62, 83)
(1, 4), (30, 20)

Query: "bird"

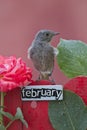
(28, 29), (59, 80)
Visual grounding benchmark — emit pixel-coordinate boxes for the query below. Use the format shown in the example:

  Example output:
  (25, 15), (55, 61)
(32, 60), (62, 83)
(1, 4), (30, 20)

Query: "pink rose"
(0, 56), (32, 92)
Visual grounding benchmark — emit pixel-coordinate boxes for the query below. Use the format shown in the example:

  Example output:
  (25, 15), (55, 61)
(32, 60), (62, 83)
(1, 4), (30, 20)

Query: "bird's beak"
(54, 32), (60, 35)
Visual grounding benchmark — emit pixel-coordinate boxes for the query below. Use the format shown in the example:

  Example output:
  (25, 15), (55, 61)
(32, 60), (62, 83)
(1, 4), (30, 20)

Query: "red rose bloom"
(0, 56), (32, 92)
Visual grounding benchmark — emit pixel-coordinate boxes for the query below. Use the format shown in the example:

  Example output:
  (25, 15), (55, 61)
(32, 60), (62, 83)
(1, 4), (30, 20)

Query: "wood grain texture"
(4, 88), (22, 130)
(3, 77), (87, 130)
(22, 80), (54, 130)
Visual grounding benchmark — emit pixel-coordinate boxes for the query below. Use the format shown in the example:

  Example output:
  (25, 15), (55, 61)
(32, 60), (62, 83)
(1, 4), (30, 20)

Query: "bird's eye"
(46, 33), (49, 36)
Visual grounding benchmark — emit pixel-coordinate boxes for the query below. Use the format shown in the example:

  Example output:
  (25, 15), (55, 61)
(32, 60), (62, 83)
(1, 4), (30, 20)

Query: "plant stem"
(0, 92), (4, 125)
(6, 119), (16, 129)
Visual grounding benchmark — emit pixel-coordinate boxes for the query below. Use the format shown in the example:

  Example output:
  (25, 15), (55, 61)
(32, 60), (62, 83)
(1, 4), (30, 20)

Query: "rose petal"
(0, 56), (32, 92)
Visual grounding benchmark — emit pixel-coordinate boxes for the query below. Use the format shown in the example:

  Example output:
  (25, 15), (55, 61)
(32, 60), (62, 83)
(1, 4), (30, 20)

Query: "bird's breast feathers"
(28, 41), (59, 59)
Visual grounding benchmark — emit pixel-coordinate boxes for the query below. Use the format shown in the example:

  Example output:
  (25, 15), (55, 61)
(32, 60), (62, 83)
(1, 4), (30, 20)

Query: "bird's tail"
(39, 72), (51, 80)
(38, 72), (55, 84)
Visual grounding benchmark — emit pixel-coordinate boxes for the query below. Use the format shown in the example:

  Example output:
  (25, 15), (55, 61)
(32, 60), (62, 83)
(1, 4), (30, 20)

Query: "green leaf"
(0, 125), (6, 130)
(0, 110), (14, 120)
(20, 119), (28, 128)
(14, 107), (28, 128)
(57, 39), (87, 78)
(15, 107), (24, 119)
(49, 90), (87, 130)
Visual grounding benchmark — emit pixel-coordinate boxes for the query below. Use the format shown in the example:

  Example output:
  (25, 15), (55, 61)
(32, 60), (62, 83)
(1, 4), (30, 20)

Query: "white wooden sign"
(21, 85), (63, 101)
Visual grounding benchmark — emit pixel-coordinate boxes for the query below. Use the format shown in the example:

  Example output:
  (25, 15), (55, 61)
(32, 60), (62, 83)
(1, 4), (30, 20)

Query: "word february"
(21, 85), (63, 101)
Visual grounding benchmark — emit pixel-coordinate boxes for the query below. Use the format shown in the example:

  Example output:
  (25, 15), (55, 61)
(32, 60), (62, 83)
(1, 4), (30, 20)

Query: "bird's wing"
(53, 47), (59, 56)
(27, 46), (32, 59)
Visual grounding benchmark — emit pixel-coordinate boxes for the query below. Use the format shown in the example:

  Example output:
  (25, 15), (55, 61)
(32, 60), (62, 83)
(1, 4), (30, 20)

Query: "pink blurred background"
(0, 0), (87, 84)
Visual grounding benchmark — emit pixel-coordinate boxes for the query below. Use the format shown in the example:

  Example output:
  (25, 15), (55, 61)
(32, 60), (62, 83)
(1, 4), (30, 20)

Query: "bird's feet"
(49, 76), (56, 84)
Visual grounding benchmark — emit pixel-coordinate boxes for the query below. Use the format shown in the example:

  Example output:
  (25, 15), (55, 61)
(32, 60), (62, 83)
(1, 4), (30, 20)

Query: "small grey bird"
(28, 29), (59, 80)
